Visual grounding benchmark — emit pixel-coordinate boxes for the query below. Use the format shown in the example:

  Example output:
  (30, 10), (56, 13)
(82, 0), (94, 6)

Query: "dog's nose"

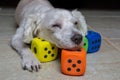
(71, 34), (83, 45)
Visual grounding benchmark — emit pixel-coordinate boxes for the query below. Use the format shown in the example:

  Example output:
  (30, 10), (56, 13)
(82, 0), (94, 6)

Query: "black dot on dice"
(44, 47), (47, 51)
(98, 46), (100, 48)
(94, 46), (96, 49)
(77, 60), (81, 64)
(95, 40), (97, 43)
(67, 67), (71, 71)
(68, 59), (72, 63)
(98, 39), (100, 42)
(84, 43), (86, 46)
(34, 47), (37, 54)
(95, 46), (97, 49)
(51, 54), (54, 57)
(76, 68), (80, 72)
(92, 47), (94, 50)
(44, 55), (47, 58)
(48, 51), (51, 54)
(72, 64), (76, 68)
(52, 47), (55, 50)
(42, 39), (45, 41)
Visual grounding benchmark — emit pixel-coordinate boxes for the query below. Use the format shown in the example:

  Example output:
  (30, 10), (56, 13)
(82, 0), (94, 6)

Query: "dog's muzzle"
(71, 34), (83, 45)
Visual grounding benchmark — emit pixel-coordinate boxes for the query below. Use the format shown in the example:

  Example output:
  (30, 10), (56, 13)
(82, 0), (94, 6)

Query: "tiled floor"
(0, 8), (120, 80)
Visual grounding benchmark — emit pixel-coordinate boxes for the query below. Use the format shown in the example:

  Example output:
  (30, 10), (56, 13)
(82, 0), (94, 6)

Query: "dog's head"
(24, 9), (87, 50)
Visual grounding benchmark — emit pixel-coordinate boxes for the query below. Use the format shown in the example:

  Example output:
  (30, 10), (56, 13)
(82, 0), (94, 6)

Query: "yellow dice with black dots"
(31, 38), (58, 62)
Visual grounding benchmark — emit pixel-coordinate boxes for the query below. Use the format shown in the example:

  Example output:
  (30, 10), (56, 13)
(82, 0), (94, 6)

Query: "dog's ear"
(72, 10), (88, 36)
(22, 14), (44, 43)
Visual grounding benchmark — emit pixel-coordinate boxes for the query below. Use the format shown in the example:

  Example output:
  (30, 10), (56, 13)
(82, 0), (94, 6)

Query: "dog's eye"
(52, 24), (61, 28)
(74, 21), (78, 25)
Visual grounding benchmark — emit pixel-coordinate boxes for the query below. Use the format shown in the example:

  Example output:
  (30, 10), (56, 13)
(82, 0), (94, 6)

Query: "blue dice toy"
(86, 30), (101, 53)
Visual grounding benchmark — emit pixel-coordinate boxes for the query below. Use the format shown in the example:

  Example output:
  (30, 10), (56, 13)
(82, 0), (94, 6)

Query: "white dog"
(11, 0), (87, 72)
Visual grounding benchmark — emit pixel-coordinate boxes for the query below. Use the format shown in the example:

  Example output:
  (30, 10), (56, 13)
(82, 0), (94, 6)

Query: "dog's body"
(11, 0), (87, 72)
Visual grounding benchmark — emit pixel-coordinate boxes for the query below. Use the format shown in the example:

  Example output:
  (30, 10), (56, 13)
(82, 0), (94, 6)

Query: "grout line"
(88, 25), (120, 52)
(108, 38), (120, 40)
(0, 14), (14, 16)
(102, 37), (120, 52)
(86, 16), (120, 18)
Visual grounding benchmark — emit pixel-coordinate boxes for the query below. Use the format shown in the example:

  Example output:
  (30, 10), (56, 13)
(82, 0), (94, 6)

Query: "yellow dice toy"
(31, 38), (58, 62)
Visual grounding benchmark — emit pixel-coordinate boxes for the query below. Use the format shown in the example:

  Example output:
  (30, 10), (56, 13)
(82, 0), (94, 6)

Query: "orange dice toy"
(61, 48), (86, 76)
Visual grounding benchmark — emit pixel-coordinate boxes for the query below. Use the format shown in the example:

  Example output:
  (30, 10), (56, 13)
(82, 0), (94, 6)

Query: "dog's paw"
(22, 53), (41, 72)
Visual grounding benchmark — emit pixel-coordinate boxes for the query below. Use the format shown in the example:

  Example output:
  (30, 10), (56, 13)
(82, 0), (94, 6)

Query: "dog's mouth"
(46, 35), (84, 51)
(61, 40), (84, 51)
(67, 45), (82, 51)
(57, 43), (83, 51)
(53, 40), (83, 51)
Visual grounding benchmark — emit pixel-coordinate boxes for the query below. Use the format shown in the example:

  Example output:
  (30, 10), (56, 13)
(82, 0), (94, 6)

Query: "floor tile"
(110, 39), (120, 49)
(0, 8), (15, 15)
(0, 9), (120, 80)
(86, 17), (120, 38)
(0, 15), (16, 40)
(82, 10), (120, 17)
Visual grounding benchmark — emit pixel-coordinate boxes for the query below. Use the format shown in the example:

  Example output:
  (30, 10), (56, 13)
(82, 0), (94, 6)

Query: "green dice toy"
(82, 37), (88, 51)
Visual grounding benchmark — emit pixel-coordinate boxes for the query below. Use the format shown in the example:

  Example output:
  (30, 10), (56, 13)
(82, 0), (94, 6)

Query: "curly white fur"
(11, 0), (87, 72)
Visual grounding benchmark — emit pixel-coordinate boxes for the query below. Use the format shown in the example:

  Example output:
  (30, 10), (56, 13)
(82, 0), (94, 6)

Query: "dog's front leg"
(21, 47), (41, 72)
(11, 16), (41, 72)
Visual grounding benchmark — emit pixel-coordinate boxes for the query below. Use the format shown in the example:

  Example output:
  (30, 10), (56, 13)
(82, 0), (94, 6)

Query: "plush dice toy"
(86, 30), (101, 53)
(61, 48), (86, 76)
(82, 37), (88, 51)
(31, 38), (58, 62)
